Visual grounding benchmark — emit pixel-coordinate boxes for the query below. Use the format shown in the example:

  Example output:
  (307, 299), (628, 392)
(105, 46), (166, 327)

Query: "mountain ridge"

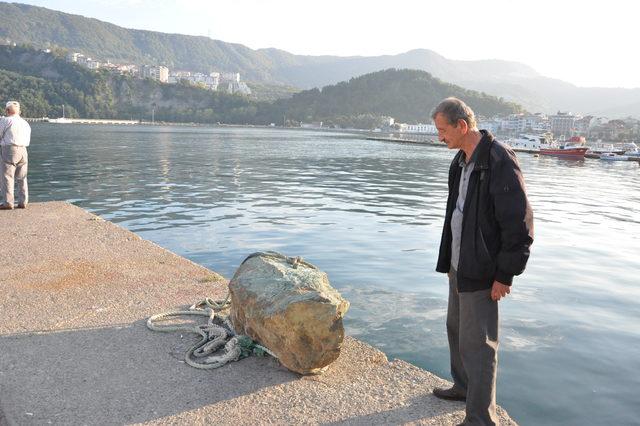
(0, 45), (521, 128)
(1, 2), (639, 117)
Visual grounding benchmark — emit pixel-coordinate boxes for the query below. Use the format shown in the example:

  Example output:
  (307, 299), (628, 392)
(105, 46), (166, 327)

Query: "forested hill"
(0, 2), (307, 82)
(0, 46), (521, 127)
(0, 46), (257, 122)
(255, 69), (522, 128)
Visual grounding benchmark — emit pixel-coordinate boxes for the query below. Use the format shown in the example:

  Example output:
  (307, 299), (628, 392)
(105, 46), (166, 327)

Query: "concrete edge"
(63, 201), (228, 281)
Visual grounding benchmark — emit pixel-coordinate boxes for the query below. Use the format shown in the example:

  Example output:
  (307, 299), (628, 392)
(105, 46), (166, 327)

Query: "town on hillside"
(64, 51), (251, 96)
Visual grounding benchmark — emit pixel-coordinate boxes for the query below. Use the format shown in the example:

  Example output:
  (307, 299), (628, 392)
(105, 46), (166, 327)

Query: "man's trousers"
(447, 268), (499, 426)
(1, 145), (28, 207)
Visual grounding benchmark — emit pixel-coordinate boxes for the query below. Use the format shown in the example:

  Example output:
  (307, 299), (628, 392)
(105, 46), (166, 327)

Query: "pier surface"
(0, 202), (516, 425)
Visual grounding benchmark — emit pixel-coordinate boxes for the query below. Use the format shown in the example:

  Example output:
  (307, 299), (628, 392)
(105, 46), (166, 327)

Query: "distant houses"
(64, 51), (251, 95)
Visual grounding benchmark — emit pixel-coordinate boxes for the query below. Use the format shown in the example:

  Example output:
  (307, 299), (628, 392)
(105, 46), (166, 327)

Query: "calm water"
(27, 124), (640, 425)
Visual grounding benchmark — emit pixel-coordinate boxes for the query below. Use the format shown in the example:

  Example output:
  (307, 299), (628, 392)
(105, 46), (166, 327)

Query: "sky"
(14, 0), (640, 89)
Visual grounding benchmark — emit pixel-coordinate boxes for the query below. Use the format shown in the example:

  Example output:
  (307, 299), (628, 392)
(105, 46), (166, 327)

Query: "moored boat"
(504, 134), (552, 152)
(540, 143), (588, 158)
(623, 142), (640, 158)
(599, 152), (629, 161)
(46, 104), (73, 124)
(47, 117), (73, 124)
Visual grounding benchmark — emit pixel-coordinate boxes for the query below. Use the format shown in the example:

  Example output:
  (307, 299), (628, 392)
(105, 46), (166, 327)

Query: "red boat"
(540, 143), (589, 158)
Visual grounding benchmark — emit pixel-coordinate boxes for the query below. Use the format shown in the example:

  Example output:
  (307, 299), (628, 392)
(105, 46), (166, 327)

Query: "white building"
(86, 59), (101, 70)
(141, 65), (169, 83)
(221, 72), (240, 83)
(478, 120), (501, 133)
(169, 71), (220, 90)
(66, 52), (81, 62)
(401, 123), (437, 134)
(550, 112), (579, 138)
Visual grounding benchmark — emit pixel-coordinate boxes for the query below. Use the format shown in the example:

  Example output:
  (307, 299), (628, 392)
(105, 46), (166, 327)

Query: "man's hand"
(491, 281), (511, 301)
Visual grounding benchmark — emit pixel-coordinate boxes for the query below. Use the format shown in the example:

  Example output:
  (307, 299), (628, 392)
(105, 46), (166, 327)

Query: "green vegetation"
(252, 69), (522, 127)
(0, 2), (300, 83)
(0, 46), (256, 122)
(0, 46), (522, 128)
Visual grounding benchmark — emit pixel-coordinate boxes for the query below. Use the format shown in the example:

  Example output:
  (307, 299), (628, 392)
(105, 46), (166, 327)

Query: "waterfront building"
(574, 115), (593, 136)
(503, 114), (527, 133)
(550, 111), (579, 139)
(301, 121), (323, 129)
(402, 123), (437, 134)
(478, 120), (501, 133)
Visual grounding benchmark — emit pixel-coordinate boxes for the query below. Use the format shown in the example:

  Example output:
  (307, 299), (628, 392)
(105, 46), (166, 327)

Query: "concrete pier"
(0, 202), (516, 425)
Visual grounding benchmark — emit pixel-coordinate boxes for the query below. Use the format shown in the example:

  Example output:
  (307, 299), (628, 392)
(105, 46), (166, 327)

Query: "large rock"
(229, 252), (350, 374)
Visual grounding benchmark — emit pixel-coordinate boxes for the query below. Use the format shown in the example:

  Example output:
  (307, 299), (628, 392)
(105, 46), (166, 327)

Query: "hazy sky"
(16, 0), (640, 88)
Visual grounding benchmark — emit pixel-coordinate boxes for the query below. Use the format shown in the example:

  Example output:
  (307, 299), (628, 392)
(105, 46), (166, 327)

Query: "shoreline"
(0, 202), (517, 425)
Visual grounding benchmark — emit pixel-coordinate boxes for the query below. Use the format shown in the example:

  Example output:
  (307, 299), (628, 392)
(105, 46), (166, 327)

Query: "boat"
(540, 140), (589, 158)
(47, 105), (73, 124)
(504, 134), (552, 152)
(47, 117), (73, 124)
(599, 152), (629, 161)
(622, 142), (640, 158)
(586, 142), (625, 155)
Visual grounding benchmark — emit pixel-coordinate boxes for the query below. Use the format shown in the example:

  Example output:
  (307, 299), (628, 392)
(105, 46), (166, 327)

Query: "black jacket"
(436, 131), (534, 292)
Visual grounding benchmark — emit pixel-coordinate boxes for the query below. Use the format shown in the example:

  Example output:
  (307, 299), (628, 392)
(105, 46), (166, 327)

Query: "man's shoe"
(0, 204), (13, 210)
(433, 386), (466, 401)
(17, 203), (27, 209)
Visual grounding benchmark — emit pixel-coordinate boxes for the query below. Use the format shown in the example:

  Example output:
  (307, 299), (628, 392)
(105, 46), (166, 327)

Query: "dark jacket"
(436, 130), (534, 292)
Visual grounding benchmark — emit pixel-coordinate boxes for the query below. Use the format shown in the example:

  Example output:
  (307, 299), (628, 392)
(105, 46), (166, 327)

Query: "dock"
(0, 202), (516, 425)
(367, 136), (640, 162)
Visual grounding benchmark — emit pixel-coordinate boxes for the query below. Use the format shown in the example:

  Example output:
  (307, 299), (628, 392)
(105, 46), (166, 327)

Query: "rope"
(147, 252), (307, 369)
(147, 292), (277, 369)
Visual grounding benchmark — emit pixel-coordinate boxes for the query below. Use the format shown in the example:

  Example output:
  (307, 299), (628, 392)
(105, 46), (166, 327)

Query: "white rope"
(147, 294), (277, 369)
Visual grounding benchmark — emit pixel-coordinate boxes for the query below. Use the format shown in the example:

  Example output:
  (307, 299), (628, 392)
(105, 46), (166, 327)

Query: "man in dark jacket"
(431, 98), (533, 425)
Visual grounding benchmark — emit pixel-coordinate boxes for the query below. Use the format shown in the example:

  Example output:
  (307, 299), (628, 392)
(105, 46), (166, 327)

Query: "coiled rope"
(147, 295), (277, 369)
(147, 252), (310, 369)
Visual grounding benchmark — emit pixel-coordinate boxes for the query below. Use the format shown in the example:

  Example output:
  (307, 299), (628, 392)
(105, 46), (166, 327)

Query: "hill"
(253, 69), (522, 127)
(0, 45), (257, 122)
(1, 2), (639, 117)
(0, 46), (521, 129)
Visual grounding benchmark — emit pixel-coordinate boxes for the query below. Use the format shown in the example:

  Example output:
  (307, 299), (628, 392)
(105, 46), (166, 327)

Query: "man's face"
(434, 113), (465, 150)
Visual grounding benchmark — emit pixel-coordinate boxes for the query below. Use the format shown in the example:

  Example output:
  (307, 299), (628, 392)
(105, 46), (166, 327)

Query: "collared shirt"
(450, 146), (479, 270)
(0, 115), (31, 147)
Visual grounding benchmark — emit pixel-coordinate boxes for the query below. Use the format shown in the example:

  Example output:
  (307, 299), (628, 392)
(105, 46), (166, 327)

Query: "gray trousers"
(447, 269), (499, 426)
(1, 145), (28, 207)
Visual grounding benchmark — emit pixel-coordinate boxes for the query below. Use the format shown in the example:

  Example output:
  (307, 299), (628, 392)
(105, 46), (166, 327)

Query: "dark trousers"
(447, 268), (499, 426)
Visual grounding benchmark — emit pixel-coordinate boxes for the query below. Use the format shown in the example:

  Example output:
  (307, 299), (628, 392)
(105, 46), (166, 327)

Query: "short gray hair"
(431, 97), (477, 129)
(5, 101), (20, 114)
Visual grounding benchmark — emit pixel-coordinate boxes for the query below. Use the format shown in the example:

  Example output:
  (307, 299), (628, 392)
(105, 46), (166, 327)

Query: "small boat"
(47, 117), (73, 124)
(47, 105), (73, 124)
(623, 143), (640, 158)
(599, 152), (629, 161)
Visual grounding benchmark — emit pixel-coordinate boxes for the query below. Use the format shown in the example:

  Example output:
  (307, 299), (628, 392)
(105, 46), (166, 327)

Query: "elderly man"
(431, 98), (533, 425)
(0, 101), (31, 210)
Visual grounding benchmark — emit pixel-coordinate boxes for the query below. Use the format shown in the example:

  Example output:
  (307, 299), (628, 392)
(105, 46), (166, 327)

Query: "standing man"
(431, 98), (533, 425)
(0, 101), (31, 210)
